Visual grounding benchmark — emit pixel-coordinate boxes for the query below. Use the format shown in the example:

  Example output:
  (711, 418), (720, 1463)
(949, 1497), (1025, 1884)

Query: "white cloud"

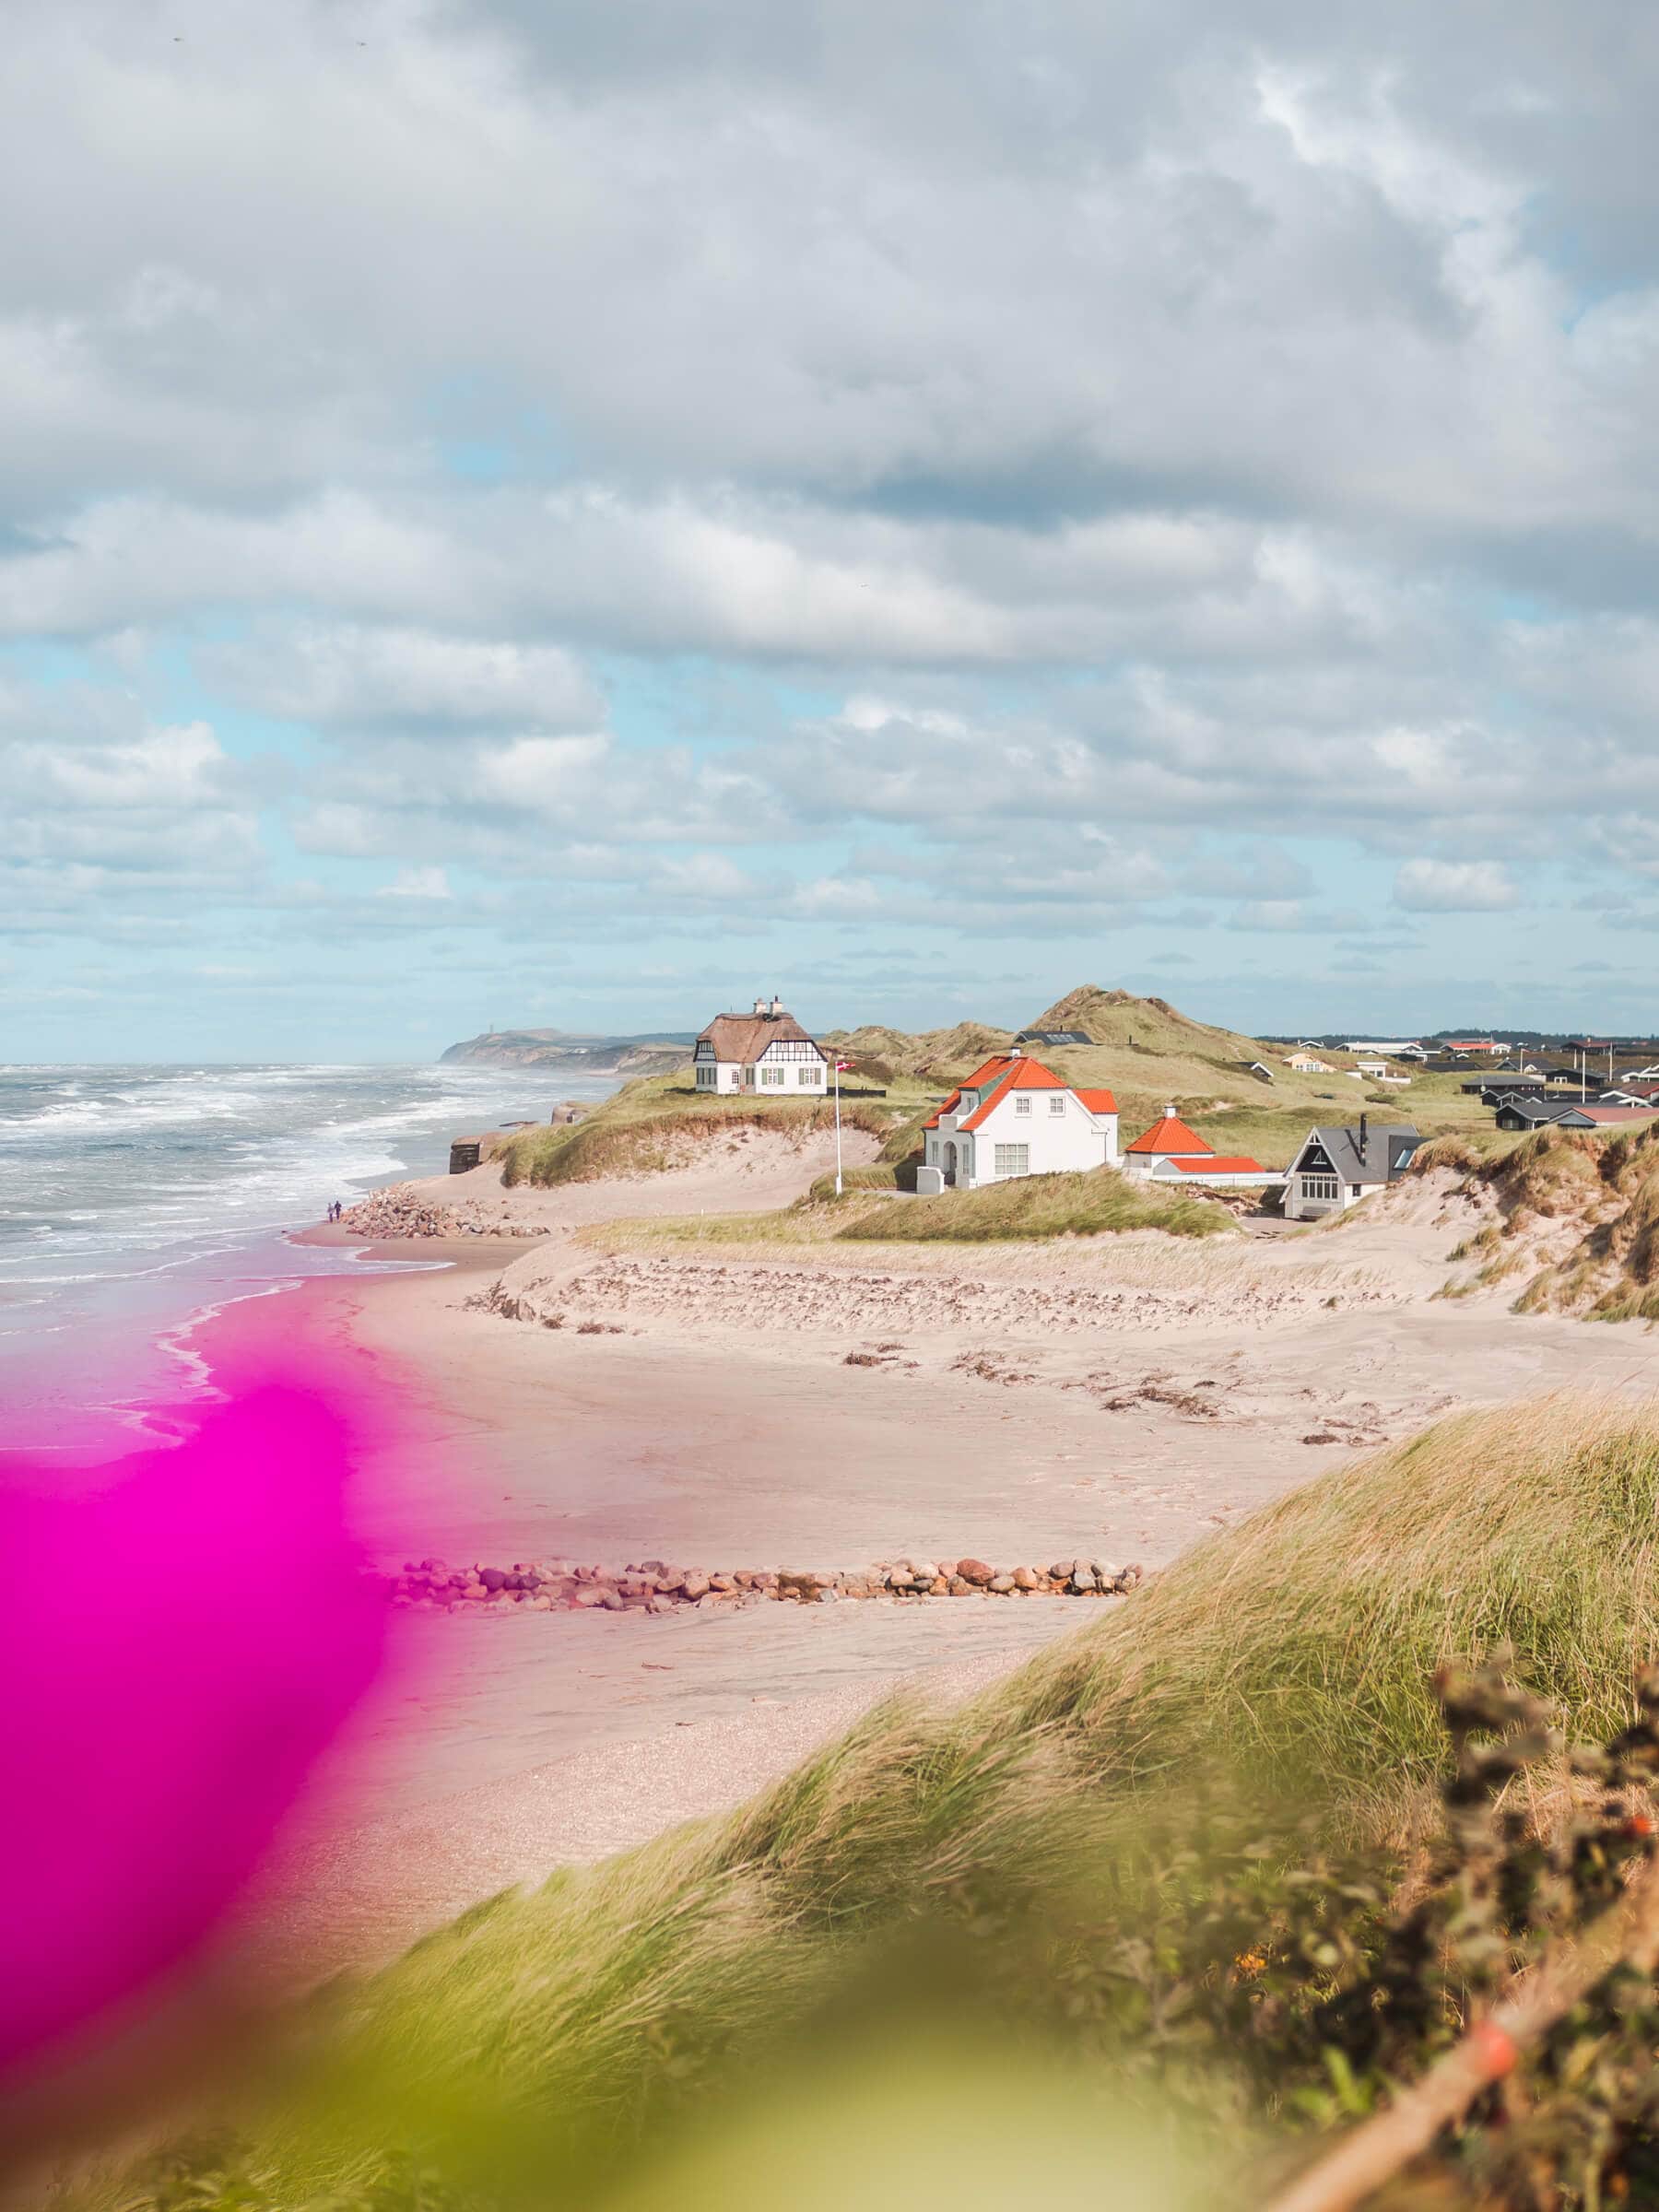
(10, 0), (1659, 1040)
(378, 865), (453, 900)
(1394, 857), (1522, 911)
(205, 624), (603, 730)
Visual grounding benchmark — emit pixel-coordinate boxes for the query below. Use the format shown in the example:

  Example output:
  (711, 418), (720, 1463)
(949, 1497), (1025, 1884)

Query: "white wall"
(947, 1089), (1117, 1189)
(1283, 1171), (1373, 1220)
(696, 1051), (826, 1093)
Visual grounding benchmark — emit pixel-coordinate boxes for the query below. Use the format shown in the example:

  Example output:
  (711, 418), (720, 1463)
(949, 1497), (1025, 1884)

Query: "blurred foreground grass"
(54, 1394), (1659, 2212)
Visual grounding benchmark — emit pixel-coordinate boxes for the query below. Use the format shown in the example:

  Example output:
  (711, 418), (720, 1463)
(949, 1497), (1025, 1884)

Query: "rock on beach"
(389, 1553), (1146, 1614)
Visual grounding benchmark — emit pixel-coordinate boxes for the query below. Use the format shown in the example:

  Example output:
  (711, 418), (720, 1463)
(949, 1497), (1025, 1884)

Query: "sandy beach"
(199, 1134), (1659, 1973)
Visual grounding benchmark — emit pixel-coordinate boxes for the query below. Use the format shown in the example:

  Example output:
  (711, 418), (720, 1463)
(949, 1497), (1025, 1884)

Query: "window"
(1049, 1096), (1065, 1115)
(994, 1144), (1030, 1177)
(1015, 1096), (1031, 1115)
(797, 1065), (818, 1084)
(1300, 1174), (1340, 1202)
(760, 1065), (784, 1087)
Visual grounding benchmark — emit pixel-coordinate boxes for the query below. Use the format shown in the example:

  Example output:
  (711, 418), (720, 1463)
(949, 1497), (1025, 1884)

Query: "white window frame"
(796, 1065), (818, 1084)
(759, 1065), (785, 1087)
(994, 1143), (1030, 1177)
(1015, 1096), (1032, 1115)
(1048, 1096), (1065, 1116)
(1300, 1173), (1340, 1202)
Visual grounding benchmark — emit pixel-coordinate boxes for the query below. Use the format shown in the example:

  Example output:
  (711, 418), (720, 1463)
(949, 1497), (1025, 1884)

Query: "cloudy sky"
(6, 0), (1659, 1058)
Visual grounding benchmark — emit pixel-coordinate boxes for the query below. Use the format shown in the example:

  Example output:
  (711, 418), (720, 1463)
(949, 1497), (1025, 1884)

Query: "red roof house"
(918, 1051), (1119, 1192)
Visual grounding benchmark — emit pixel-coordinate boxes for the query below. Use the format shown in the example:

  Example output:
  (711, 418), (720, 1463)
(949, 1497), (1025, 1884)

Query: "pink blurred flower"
(0, 1380), (385, 2088)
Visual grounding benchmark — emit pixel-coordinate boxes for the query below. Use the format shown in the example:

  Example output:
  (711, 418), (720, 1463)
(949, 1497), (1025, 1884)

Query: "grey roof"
(1495, 1098), (1571, 1125)
(1296, 1122), (1422, 1182)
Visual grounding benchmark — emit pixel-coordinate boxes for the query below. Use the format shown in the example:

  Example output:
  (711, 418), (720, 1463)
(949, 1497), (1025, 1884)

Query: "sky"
(6, 0), (1659, 1060)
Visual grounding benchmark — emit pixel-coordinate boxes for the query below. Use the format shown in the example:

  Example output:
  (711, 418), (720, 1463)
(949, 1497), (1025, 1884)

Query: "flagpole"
(834, 1053), (843, 1195)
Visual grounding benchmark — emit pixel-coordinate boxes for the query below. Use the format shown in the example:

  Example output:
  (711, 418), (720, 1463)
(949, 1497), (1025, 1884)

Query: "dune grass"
(109, 1395), (1659, 2211)
(594, 1166), (1236, 1248)
(835, 1165), (1234, 1241)
(499, 1076), (914, 1189)
(1427, 1123), (1659, 1319)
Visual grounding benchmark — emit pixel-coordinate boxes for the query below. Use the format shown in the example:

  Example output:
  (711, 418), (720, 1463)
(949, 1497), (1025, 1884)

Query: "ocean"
(0, 1062), (622, 1455)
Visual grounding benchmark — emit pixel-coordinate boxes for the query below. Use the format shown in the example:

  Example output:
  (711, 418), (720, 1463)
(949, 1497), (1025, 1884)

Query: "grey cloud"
(201, 623), (604, 731)
(10, 0), (1659, 1024)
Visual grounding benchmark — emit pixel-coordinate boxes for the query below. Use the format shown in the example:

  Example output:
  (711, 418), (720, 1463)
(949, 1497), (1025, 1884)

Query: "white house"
(1286, 1052), (1333, 1074)
(1283, 1117), (1422, 1221)
(1123, 1105), (1277, 1189)
(917, 1051), (1118, 1193)
(1353, 1058), (1413, 1086)
(693, 998), (828, 1094)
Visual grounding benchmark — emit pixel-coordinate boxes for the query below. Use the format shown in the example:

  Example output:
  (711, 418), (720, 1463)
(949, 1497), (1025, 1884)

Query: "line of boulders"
(390, 1554), (1146, 1612)
(337, 1186), (543, 1239)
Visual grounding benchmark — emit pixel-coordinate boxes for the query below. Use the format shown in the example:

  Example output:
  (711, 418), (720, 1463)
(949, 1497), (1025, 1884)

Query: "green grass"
(492, 994), (1503, 1201)
(595, 1166), (1236, 1247)
(498, 1075), (920, 1189)
(101, 1395), (1659, 2212)
(835, 1166), (1234, 1241)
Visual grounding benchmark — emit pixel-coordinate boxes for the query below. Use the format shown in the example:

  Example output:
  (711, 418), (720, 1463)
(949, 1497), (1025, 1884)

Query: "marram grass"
(93, 1394), (1659, 2208)
(595, 1165), (1235, 1247)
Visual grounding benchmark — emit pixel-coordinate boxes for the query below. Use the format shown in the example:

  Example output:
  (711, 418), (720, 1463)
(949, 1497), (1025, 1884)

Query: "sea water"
(0, 1063), (621, 1455)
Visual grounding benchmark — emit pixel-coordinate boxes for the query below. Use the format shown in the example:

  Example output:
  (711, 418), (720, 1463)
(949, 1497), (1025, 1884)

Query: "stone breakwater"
(338, 1185), (544, 1239)
(390, 1554), (1147, 1612)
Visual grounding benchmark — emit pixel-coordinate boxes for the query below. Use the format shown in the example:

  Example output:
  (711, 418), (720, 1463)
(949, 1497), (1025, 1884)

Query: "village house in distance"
(1283, 1114), (1422, 1220)
(917, 1050), (1118, 1193)
(693, 996), (829, 1093)
(1122, 1106), (1281, 1193)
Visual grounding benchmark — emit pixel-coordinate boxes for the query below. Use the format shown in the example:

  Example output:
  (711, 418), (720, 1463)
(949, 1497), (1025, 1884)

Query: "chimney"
(1359, 1112), (1369, 1156)
(1163, 1102), (1176, 1119)
(770, 994), (782, 1018)
(754, 995), (767, 1016)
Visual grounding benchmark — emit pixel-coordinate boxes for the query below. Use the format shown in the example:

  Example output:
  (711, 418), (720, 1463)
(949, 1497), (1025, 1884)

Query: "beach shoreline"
(178, 1135), (1659, 1975)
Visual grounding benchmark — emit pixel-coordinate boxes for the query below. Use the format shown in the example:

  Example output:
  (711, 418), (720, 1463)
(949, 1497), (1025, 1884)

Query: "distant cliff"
(440, 1028), (695, 1073)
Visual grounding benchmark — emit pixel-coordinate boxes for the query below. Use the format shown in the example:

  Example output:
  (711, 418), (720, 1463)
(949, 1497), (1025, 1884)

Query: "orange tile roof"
(926, 1057), (1114, 1134)
(1124, 1111), (1214, 1157)
(959, 1055), (1069, 1131)
(960, 1053), (1017, 1089)
(922, 1088), (963, 1132)
(958, 1067), (1023, 1132)
(1168, 1155), (1266, 1175)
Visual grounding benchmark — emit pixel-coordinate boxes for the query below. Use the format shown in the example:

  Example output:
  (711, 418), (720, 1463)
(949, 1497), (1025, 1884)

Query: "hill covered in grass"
(103, 1396), (1659, 2211)
(483, 986), (1495, 1194)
